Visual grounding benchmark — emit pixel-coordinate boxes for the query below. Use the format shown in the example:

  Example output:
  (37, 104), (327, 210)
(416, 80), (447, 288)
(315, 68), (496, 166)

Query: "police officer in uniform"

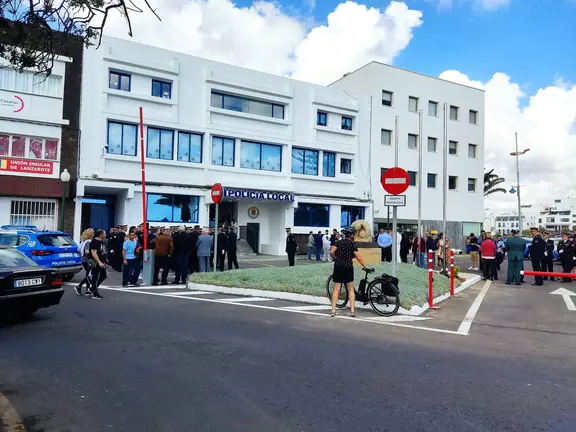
(541, 232), (556, 281)
(285, 228), (297, 266)
(529, 227), (545, 286)
(557, 232), (575, 283)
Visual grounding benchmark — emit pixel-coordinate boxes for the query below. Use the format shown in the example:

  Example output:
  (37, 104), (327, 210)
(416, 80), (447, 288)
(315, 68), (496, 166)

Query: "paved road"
(1, 257), (575, 431)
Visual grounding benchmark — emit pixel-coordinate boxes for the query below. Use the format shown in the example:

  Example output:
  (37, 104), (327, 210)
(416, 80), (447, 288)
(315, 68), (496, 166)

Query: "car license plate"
(14, 278), (43, 288)
(59, 253), (74, 257)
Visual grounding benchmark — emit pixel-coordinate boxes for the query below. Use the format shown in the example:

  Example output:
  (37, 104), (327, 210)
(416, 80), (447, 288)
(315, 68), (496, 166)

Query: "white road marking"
(457, 280), (492, 335)
(550, 288), (576, 311)
(98, 286), (465, 336)
(121, 286), (185, 290)
(363, 315), (430, 322)
(217, 297), (274, 302)
(283, 305), (332, 311)
(155, 291), (213, 296)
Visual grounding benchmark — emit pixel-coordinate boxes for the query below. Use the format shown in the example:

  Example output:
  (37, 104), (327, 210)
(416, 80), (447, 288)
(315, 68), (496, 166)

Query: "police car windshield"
(0, 234), (18, 247)
(0, 248), (36, 267)
(37, 234), (74, 247)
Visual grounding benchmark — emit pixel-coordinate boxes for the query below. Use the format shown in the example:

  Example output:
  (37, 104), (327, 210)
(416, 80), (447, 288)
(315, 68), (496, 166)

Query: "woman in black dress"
(329, 226), (368, 317)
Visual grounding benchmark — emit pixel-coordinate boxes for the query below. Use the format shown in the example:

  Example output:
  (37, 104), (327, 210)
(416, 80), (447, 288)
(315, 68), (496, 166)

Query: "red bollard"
(428, 250), (441, 310)
(450, 250), (455, 296)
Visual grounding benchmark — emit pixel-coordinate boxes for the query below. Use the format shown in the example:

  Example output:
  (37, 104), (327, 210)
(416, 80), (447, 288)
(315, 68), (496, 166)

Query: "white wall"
(330, 62), (485, 224)
(79, 36), (371, 204)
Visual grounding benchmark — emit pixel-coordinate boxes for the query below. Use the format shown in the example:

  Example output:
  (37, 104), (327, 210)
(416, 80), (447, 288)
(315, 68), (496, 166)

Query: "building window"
(0, 134), (59, 161)
(147, 127), (174, 160)
(10, 199), (57, 230)
(468, 143), (477, 158)
(211, 136), (235, 167)
(152, 80), (172, 99)
(381, 167), (388, 178)
(449, 105), (459, 121)
(341, 116), (353, 131)
(427, 173), (437, 188)
(468, 178), (477, 192)
(382, 90), (393, 107)
(449, 140), (458, 155)
(408, 171), (417, 186)
(241, 141), (282, 172)
(109, 71), (131, 91)
(428, 101), (438, 116)
(408, 96), (419, 113)
(381, 129), (392, 146)
(147, 194), (200, 224)
(341, 206), (365, 228)
(177, 132), (202, 163)
(469, 110), (478, 125)
(322, 152), (336, 177)
(0, 68), (61, 97)
(294, 203), (330, 227)
(408, 134), (418, 149)
(449, 176), (458, 190)
(317, 111), (327, 126)
(427, 137), (437, 152)
(340, 158), (352, 174)
(210, 91), (284, 119)
(292, 148), (318, 176)
(107, 121), (137, 156)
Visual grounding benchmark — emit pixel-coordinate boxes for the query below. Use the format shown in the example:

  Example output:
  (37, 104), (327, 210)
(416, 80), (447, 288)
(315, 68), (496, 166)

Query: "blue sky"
(268, 0), (575, 91)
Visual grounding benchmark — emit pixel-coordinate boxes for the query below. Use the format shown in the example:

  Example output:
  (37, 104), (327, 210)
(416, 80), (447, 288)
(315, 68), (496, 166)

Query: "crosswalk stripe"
(123, 286), (186, 290)
(218, 297), (274, 303)
(283, 305), (332, 311)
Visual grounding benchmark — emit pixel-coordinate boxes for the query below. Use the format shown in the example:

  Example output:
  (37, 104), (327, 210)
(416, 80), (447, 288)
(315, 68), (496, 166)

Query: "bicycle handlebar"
(363, 268), (375, 274)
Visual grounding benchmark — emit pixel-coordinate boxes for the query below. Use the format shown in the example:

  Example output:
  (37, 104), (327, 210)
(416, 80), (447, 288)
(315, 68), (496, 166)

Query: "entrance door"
(81, 196), (115, 233)
(246, 223), (260, 254)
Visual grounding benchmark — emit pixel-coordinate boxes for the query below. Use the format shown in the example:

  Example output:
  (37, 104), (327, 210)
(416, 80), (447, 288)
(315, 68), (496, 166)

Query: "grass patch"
(189, 262), (457, 310)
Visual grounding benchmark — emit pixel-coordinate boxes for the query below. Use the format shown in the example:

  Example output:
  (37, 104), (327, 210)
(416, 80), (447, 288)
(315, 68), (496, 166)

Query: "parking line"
(98, 286), (465, 336)
(457, 280), (491, 335)
(217, 297), (274, 302)
(157, 291), (212, 296)
(283, 305), (332, 311)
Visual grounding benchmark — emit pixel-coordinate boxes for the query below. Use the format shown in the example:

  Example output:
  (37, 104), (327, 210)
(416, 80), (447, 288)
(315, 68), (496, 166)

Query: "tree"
(0, 0), (160, 75)
(484, 169), (506, 197)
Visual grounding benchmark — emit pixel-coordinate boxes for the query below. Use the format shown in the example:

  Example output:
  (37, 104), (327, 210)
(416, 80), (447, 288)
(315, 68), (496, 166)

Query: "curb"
(187, 274), (482, 316)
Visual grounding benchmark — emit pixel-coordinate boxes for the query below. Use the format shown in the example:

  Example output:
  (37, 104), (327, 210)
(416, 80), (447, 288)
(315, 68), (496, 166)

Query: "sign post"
(381, 167), (409, 277)
(211, 183), (223, 272)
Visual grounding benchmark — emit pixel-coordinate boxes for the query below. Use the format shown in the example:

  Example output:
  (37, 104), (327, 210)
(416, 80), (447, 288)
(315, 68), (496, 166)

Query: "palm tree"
(484, 169), (506, 196)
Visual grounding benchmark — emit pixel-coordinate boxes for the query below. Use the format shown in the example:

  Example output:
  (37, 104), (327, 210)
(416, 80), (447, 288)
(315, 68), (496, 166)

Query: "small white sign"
(385, 195), (406, 206)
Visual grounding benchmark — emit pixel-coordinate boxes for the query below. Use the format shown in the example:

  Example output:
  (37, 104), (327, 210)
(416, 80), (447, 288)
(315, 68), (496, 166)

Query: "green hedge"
(189, 262), (456, 310)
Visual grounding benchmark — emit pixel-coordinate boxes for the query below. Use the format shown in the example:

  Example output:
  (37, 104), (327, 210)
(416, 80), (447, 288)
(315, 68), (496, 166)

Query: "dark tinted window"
(0, 234), (18, 246)
(0, 249), (36, 267)
(37, 235), (74, 247)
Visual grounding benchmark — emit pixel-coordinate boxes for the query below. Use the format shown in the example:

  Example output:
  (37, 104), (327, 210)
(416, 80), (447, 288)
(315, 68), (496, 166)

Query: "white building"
(330, 62), (485, 248)
(75, 36), (372, 255)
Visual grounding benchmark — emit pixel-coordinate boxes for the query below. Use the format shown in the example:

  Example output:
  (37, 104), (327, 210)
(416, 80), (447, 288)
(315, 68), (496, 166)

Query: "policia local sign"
(223, 187), (295, 202)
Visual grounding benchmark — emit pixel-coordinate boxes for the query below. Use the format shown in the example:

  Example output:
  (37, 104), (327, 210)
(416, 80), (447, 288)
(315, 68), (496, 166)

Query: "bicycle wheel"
(326, 275), (348, 309)
(367, 280), (400, 317)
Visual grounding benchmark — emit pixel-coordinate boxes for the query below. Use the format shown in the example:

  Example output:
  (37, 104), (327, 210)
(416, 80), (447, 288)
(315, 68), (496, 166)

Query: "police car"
(0, 225), (82, 281)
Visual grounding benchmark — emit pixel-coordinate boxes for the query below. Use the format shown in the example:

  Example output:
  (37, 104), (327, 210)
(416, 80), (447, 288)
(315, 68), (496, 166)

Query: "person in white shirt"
(322, 230), (332, 261)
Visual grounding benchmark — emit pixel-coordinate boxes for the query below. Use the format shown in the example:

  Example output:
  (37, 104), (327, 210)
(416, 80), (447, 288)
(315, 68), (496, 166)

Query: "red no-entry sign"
(211, 183), (224, 204)
(381, 167), (409, 195)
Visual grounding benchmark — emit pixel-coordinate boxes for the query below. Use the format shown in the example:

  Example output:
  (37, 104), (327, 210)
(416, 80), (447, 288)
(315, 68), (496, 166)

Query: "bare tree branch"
(0, 0), (161, 75)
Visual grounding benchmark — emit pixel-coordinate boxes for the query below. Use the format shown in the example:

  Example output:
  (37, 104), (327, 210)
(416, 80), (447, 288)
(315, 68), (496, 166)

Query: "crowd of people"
(74, 224), (241, 298)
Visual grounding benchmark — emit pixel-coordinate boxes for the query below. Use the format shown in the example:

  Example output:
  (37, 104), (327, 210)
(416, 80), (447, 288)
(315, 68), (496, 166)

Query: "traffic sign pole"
(392, 116), (399, 277)
(213, 203), (219, 272)
(210, 183), (224, 273)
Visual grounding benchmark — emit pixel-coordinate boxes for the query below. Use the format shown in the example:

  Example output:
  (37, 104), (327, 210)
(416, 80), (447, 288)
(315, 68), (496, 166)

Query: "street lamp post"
(510, 132), (530, 234)
(59, 169), (70, 232)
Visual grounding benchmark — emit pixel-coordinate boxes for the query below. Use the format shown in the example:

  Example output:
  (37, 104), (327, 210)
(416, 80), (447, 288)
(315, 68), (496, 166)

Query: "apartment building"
(0, 34), (83, 233)
(75, 36), (372, 255)
(330, 62), (485, 249)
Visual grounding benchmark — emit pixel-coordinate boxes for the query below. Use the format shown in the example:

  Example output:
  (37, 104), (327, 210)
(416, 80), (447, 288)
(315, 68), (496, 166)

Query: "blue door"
(81, 196), (116, 232)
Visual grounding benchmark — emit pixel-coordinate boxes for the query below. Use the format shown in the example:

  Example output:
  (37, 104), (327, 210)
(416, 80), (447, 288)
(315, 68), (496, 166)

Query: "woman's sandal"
(350, 312), (356, 317)
(330, 311), (336, 317)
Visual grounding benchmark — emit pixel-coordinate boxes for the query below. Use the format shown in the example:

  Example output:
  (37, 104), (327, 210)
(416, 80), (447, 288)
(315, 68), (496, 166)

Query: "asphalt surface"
(1, 256), (576, 431)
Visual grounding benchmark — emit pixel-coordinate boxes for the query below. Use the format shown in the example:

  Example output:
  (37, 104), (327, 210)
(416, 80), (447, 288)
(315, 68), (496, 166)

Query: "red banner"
(0, 158), (54, 175)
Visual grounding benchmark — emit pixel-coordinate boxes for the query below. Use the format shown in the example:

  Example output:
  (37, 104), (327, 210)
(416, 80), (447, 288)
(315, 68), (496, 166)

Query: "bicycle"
(326, 267), (400, 317)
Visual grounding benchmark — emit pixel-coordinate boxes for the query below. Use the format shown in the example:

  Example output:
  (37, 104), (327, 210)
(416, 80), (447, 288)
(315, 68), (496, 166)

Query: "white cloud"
(103, 0), (423, 85)
(440, 70), (576, 212)
(433, 0), (510, 11)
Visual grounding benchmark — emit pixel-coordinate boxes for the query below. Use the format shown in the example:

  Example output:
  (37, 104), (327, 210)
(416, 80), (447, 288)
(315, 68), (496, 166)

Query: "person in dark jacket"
(216, 228), (227, 271)
(400, 232), (411, 264)
(285, 228), (297, 266)
(314, 231), (323, 261)
(557, 233), (575, 283)
(541, 232), (556, 281)
(188, 226), (200, 273)
(172, 226), (190, 284)
(227, 229), (239, 270)
(151, 229), (174, 285)
(529, 227), (545, 286)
